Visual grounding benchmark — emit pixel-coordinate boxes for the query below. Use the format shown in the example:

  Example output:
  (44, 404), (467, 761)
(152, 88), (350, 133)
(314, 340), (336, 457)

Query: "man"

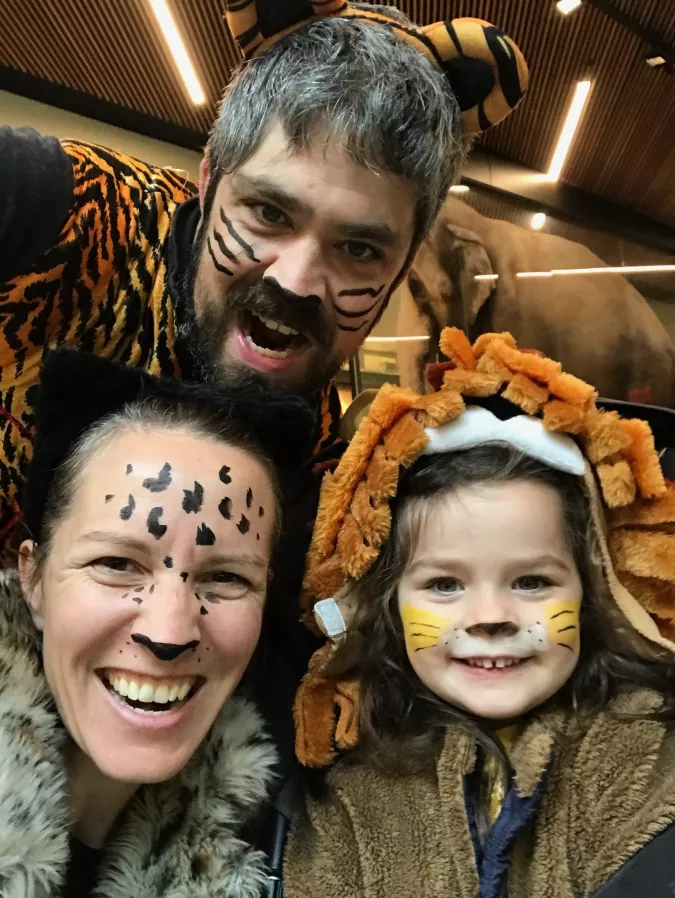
(1, 4), (526, 884)
(0, 2), (526, 556)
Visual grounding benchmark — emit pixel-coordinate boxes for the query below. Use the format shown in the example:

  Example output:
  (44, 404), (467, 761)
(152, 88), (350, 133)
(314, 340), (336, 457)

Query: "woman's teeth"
(463, 658), (525, 669)
(106, 673), (195, 714)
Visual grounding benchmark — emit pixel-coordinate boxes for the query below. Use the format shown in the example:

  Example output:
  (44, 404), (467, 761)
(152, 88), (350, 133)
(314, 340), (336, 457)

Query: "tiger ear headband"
(294, 328), (675, 767)
(224, 2), (528, 135)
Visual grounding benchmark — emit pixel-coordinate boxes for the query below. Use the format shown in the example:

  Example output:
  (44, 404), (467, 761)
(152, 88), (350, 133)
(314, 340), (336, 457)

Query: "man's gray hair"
(208, 4), (465, 239)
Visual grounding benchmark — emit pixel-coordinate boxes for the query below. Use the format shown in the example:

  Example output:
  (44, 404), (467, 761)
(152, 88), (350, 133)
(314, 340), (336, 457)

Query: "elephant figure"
(395, 196), (675, 407)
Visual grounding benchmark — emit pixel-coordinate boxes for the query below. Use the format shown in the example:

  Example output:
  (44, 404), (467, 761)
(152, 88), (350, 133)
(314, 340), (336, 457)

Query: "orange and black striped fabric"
(0, 140), (342, 561)
(224, 1), (528, 135)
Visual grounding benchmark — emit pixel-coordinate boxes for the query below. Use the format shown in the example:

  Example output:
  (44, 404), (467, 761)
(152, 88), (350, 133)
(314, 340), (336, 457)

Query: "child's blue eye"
(430, 578), (462, 595)
(513, 576), (552, 592)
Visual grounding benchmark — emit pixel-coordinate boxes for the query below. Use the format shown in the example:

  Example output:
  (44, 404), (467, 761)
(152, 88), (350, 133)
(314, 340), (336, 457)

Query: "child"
(285, 329), (675, 898)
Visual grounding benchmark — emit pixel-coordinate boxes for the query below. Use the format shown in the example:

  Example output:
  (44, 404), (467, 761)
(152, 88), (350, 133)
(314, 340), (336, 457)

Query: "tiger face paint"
(397, 480), (583, 721)
(18, 426), (275, 787)
(192, 119), (415, 393)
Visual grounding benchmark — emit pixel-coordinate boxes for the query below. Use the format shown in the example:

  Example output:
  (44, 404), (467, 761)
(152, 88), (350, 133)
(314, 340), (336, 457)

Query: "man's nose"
(263, 236), (327, 302)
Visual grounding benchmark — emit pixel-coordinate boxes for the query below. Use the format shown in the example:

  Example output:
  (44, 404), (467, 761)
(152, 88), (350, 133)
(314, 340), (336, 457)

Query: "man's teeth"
(463, 658), (524, 669)
(258, 315), (299, 337)
(107, 673), (194, 713)
(245, 334), (293, 359)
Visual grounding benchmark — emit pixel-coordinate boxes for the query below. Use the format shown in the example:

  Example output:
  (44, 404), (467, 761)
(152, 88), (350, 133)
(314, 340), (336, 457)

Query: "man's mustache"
(227, 278), (334, 349)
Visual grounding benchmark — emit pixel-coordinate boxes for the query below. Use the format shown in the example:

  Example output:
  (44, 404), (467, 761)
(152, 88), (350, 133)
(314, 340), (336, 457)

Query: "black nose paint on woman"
(131, 633), (199, 661)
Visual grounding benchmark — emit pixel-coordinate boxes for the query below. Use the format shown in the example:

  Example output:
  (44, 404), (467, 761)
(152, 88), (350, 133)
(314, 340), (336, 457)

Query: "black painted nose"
(131, 633), (199, 661)
(467, 622), (519, 638)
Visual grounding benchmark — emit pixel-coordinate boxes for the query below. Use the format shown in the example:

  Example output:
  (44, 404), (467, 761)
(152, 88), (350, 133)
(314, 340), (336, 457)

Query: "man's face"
(191, 122), (416, 394)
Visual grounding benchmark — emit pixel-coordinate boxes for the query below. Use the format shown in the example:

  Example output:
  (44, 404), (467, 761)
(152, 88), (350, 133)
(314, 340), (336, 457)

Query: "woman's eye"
(93, 556), (134, 573)
(342, 241), (380, 262)
(429, 577), (462, 595)
(253, 203), (287, 226)
(513, 575), (552, 592)
(208, 571), (251, 589)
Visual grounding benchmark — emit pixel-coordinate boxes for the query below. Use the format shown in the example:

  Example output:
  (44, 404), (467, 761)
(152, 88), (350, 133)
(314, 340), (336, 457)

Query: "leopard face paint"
(22, 427), (277, 787)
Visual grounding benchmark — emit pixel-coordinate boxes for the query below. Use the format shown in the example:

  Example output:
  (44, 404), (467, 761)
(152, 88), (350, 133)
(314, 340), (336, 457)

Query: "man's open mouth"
(100, 670), (204, 715)
(242, 311), (309, 359)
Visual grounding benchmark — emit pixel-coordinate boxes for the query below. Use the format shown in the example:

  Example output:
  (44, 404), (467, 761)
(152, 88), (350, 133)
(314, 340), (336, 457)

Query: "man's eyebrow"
(231, 173), (404, 246)
(335, 220), (401, 247)
(231, 173), (310, 215)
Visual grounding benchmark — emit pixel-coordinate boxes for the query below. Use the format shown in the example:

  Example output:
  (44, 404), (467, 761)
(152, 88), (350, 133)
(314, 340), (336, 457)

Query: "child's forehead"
(408, 479), (569, 556)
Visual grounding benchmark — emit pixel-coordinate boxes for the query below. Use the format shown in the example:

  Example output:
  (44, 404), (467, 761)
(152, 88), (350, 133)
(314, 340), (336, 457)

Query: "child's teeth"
(127, 681), (140, 700)
(168, 684), (180, 702)
(118, 677), (129, 697)
(177, 683), (191, 701)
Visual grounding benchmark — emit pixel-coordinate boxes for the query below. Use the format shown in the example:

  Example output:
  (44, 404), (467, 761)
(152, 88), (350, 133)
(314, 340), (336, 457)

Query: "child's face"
(397, 479), (583, 721)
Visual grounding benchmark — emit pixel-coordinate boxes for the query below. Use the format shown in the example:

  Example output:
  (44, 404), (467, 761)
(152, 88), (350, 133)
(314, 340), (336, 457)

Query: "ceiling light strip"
(149, 0), (206, 105)
(547, 80), (592, 181)
(476, 264), (675, 281)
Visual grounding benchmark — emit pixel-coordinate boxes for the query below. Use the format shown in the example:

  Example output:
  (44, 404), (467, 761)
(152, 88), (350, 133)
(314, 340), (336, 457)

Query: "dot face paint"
(246, 488), (253, 509)
(219, 466), (232, 485)
(218, 497), (232, 520)
(119, 495), (136, 521)
(147, 507), (167, 540)
(182, 482), (204, 514)
(237, 515), (251, 535)
(163, 556), (173, 568)
(142, 462), (172, 493)
(196, 523), (216, 546)
(105, 495), (114, 503)
(126, 464), (133, 475)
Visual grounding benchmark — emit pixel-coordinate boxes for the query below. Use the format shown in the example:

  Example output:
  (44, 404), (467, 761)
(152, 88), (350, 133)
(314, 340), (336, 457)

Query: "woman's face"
(19, 428), (276, 784)
(397, 480), (583, 721)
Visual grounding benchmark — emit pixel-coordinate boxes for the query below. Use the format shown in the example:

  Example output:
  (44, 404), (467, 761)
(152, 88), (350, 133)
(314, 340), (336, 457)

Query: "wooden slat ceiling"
(1, 1), (674, 230)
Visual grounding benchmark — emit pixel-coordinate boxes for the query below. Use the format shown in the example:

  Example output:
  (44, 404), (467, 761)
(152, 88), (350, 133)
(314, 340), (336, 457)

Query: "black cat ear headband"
(21, 349), (315, 541)
(224, 1), (528, 135)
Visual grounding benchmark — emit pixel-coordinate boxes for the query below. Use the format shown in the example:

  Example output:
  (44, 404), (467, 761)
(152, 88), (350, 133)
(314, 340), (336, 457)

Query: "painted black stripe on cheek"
(220, 207), (260, 263)
(212, 227), (238, 264)
(207, 236), (234, 276)
(338, 285), (384, 298)
(337, 320), (369, 332)
(334, 297), (381, 319)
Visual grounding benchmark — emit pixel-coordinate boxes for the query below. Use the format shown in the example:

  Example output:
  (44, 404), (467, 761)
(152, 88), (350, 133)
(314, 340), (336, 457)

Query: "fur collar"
(0, 570), (277, 898)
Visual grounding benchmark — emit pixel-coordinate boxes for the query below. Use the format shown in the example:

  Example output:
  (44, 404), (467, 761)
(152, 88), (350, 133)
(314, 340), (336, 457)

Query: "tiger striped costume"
(0, 131), (340, 561)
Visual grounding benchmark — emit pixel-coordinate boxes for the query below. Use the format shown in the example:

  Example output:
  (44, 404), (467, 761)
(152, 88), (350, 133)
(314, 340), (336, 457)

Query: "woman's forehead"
(64, 428), (275, 551)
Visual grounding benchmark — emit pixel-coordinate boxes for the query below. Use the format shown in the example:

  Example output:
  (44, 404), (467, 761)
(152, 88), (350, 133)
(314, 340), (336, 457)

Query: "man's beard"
(179, 233), (342, 397)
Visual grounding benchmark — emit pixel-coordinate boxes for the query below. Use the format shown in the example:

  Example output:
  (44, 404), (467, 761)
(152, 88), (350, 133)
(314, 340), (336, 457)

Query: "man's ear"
(198, 150), (211, 209)
(18, 540), (45, 631)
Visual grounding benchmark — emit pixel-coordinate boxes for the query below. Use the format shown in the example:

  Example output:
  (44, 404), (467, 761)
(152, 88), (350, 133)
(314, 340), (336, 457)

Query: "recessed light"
(556, 0), (582, 14)
(646, 54), (667, 68)
(450, 185), (470, 193)
(531, 213), (547, 230)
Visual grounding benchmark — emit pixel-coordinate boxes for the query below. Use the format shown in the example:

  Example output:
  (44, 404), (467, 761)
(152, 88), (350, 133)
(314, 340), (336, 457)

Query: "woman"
(286, 329), (675, 897)
(0, 347), (313, 897)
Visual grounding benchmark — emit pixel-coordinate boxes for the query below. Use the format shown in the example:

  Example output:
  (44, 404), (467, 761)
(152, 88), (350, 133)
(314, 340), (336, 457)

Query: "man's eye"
(93, 556), (134, 573)
(252, 203), (287, 226)
(429, 577), (462, 595)
(513, 575), (553, 592)
(342, 241), (380, 262)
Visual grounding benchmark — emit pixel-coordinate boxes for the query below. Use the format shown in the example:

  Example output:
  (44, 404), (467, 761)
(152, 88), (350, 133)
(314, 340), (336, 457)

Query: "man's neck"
(66, 740), (138, 849)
